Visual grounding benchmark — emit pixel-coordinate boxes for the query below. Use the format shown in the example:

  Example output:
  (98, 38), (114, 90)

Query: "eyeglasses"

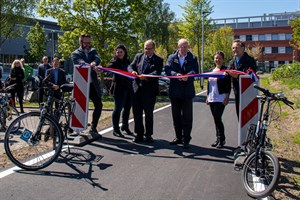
(144, 47), (153, 50)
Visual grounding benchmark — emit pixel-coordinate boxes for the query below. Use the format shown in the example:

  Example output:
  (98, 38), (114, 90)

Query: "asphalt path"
(0, 92), (253, 200)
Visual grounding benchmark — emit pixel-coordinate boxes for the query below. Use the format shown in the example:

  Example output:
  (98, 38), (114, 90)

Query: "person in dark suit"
(43, 57), (67, 108)
(107, 44), (133, 138)
(165, 38), (199, 149)
(38, 56), (52, 106)
(71, 33), (103, 136)
(128, 39), (163, 143)
(227, 39), (257, 119)
(206, 51), (231, 148)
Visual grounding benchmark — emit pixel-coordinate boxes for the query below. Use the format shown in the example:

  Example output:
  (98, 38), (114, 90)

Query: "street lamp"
(52, 30), (55, 60)
(200, 11), (209, 89)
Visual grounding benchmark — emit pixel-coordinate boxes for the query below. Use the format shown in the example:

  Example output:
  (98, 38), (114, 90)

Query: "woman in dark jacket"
(107, 44), (133, 137)
(206, 51), (231, 148)
(10, 59), (25, 113)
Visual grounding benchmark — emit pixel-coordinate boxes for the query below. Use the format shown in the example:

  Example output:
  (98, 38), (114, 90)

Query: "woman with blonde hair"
(10, 59), (25, 113)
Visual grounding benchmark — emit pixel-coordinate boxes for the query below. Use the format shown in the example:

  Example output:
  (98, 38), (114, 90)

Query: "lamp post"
(52, 30), (55, 60)
(200, 11), (209, 89)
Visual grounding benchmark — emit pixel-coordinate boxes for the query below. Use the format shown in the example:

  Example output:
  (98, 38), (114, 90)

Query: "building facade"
(213, 11), (300, 71)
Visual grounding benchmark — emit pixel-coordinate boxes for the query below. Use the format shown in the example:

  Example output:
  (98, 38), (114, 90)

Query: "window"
(272, 34), (279, 40)
(285, 34), (292, 40)
(278, 61), (285, 65)
(246, 35), (252, 41)
(286, 47), (293, 54)
(265, 47), (271, 54)
(279, 34), (285, 40)
(240, 35), (246, 41)
(272, 47), (278, 53)
(252, 34), (258, 41)
(234, 35), (240, 39)
(266, 34), (272, 41)
(258, 34), (265, 41)
(278, 47), (285, 54)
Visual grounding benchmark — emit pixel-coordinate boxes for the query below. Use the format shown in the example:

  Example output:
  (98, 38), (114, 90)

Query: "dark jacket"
(43, 68), (67, 88)
(10, 66), (25, 90)
(71, 48), (102, 98)
(164, 50), (199, 99)
(38, 63), (52, 85)
(207, 65), (231, 95)
(228, 52), (257, 94)
(128, 53), (163, 97)
(107, 57), (132, 96)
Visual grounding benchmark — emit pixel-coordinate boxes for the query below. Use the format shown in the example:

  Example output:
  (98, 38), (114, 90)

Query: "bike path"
(0, 93), (253, 200)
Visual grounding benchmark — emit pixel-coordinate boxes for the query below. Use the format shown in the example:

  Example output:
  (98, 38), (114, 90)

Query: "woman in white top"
(206, 51), (231, 148)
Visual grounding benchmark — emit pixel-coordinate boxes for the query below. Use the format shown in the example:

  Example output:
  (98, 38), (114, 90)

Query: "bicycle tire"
(242, 150), (280, 198)
(4, 112), (63, 170)
(0, 106), (6, 130)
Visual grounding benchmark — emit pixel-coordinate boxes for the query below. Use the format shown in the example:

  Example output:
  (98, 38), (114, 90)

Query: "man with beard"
(71, 34), (103, 136)
(37, 56), (52, 106)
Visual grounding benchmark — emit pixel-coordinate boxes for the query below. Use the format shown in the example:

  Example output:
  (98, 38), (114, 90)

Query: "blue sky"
(164, 0), (300, 19)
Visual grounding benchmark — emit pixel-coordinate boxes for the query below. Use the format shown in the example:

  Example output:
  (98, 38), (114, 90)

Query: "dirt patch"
(266, 82), (300, 199)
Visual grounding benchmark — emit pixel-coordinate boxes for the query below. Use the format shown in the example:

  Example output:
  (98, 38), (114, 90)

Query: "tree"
(38, 0), (150, 64)
(205, 26), (234, 68)
(178, 0), (213, 72)
(0, 0), (37, 62)
(290, 17), (300, 49)
(26, 22), (47, 62)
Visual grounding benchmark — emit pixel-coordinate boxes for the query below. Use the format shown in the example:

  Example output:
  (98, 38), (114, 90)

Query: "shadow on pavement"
(14, 147), (110, 191)
(91, 136), (236, 164)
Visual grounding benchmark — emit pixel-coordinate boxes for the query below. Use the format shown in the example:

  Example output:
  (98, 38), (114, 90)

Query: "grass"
(293, 132), (300, 145)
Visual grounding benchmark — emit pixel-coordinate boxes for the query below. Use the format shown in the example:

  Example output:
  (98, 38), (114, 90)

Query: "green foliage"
(290, 17), (300, 49)
(0, 0), (37, 62)
(293, 132), (300, 145)
(270, 62), (300, 89)
(204, 26), (234, 69)
(178, 0), (213, 59)
(26, 22), (47, 62)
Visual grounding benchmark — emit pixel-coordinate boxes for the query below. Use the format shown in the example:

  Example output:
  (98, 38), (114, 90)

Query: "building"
(213, 11), (300, 71)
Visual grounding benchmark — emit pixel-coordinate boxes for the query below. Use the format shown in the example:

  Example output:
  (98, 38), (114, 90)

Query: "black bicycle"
(4, 83), (75, 170)
(0, 84), (20, 132)
(237, 84), (294, 198)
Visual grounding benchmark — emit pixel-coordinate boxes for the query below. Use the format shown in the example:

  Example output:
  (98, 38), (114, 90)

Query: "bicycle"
(235, 84), (294, 198)
(4, 83), (75, 170)
(0, 84), (20, 132)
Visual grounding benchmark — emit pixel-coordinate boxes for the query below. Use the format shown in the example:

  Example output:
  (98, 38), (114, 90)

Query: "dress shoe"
(144, 136), (154, 143)
(89, 128), (102, 139)
(113, 130), (125, 138)
(182, 142), (189, 149)
(169, 138), (183, 145)
(121, 127), (133, 135)
(211, 140), (220, 147)
(217, 141), (225, 148)
(132, 137), (143, 143)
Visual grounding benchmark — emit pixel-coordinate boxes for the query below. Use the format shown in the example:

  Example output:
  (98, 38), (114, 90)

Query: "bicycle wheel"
(242, 151), (280, 198)
(58, 102), (72, 136)
(4, 112), (63, 170)
(5, 104), (20, 133)
(0, 106), (6, 131)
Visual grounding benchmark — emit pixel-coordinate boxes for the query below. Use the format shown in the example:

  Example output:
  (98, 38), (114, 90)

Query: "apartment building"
(213, 11), (300, 71)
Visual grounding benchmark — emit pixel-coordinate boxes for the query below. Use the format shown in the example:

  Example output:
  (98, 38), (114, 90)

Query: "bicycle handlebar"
(253, 84), (294, 109)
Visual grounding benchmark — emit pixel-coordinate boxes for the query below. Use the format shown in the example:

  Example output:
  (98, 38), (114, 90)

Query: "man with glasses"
(71, 34), (103, 137)
(128, 39), (163, 143)
(165, 38), (199, 149)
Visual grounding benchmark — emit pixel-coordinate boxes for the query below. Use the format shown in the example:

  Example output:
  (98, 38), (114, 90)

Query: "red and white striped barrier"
(70, 64), (91, 132)
(238, 75), (260, 146)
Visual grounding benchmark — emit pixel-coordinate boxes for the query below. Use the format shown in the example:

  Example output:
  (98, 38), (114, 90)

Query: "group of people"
(3, 33), (256, 150)
(70, 34), (256, 150)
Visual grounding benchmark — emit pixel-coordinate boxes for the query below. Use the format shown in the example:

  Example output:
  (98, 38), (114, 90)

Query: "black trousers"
(89, 83), (103, 130)
(112, 88), (132, 131)
(132, 90), (156, 139)
(11, 88), (24, 112)
(209, 102), (226, 142)
(170, 98), (193, 144)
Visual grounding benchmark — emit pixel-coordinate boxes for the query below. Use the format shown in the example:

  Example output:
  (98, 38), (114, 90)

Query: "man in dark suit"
(71, 33), (103, 136)
(38, 56), (52, 106)
(128, 39), (163, 143)
(165, 38), (199, 149)
(43, 57), (67, 108)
